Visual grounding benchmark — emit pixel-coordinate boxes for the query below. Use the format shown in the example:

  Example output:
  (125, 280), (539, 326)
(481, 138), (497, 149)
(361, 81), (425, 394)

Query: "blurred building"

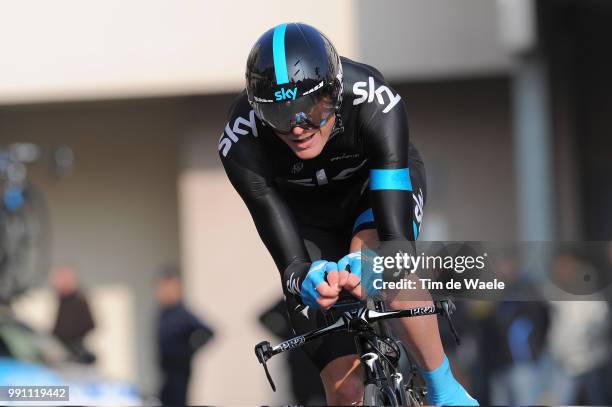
(1, 0), (610, 404)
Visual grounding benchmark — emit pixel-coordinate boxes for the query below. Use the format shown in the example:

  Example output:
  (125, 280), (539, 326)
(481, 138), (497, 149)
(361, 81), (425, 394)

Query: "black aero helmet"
(246, 23), (343, 134)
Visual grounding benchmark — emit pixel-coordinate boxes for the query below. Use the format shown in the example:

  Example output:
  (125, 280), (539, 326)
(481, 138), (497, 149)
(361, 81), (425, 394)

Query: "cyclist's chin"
(286, 132), (327, 160)
(292, 145), (324, 160)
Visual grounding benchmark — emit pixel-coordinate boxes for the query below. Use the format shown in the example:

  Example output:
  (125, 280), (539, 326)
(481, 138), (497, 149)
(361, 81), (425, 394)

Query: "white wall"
(356, 0), (512, 80)
(0, 0), (356, 104)
(0, 0), (515, 104)
(179, 169), (293, 405)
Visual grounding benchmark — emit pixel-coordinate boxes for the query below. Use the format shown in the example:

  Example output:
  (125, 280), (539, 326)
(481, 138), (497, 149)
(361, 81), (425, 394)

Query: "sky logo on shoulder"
(275, 87), (297, 101)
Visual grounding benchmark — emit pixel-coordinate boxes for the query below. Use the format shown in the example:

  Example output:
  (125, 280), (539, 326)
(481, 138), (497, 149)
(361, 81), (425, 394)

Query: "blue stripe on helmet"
(370, 168), (413, 191)
(272, 23), (289, 85)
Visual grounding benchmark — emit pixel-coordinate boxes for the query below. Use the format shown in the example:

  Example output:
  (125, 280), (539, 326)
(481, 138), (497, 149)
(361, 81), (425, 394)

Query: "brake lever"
(254, 341), (276, 391)
(439, 300), (461, 346)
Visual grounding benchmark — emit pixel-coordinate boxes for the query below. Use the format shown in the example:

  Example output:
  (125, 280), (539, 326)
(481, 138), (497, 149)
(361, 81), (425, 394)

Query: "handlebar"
(255, 298), (459, 391)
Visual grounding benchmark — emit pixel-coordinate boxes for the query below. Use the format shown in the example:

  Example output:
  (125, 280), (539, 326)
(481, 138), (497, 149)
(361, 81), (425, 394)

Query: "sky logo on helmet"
(275, 87), (297, 101)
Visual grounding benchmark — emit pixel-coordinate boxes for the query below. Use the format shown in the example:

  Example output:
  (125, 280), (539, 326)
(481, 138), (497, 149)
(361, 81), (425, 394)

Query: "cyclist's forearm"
(282, 261), (310, 296)
(220, 141), (311, 274)
(370, 189), (417, 244)
(247, 193), (309, 268)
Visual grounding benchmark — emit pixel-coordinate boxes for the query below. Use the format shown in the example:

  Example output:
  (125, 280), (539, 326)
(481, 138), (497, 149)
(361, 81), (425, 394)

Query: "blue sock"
(418, 355), (479, 406)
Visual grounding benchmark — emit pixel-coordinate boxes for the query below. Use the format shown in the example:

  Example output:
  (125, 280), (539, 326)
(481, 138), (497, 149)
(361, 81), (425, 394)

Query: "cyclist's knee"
(320, 355), (363, 405)
(325, 375), (364, 405)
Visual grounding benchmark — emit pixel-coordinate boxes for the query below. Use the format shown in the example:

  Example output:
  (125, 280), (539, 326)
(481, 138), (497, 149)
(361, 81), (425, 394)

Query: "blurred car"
(0, 308), (141, 405)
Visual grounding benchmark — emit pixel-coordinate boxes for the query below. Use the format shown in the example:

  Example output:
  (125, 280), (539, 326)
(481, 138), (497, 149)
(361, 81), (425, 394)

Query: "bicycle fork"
(356, 333), (404, 405)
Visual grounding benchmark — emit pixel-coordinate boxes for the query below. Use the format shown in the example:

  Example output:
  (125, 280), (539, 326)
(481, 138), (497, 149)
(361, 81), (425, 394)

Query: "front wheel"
(363, 383), (385, 406)
(364, 383), (398, 406)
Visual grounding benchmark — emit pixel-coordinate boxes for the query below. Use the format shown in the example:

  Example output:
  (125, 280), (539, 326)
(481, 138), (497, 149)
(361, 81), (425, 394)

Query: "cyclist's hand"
(300, 260), (340, 310)
(338, 250), (379, 299)
(325, 267), (349, 291)
(337, 252), (364, 299)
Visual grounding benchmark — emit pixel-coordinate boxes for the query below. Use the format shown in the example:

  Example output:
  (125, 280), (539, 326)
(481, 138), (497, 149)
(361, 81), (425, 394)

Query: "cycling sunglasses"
(253, 90), (339, 135)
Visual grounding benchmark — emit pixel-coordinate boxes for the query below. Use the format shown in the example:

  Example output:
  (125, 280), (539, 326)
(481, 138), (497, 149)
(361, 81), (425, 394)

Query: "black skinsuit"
(219, 57), (426, 370)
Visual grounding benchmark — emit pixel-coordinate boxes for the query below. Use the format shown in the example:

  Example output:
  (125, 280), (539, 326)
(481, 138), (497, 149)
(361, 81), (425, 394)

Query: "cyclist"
(219, 22), (478, 406)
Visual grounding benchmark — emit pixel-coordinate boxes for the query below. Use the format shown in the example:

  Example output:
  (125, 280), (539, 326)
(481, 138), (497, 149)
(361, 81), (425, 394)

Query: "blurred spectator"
(49, 264), (96, 364)
(540, 253), (612, 405)
(442, 300), (494, 404)
(479, 254), (550, 405)
(543, 300), (610, 404)
(156, 265), (214, 406)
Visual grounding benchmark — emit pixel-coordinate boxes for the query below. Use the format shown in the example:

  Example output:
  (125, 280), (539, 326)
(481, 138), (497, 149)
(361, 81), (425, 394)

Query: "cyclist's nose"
(291, 126), (305, 136)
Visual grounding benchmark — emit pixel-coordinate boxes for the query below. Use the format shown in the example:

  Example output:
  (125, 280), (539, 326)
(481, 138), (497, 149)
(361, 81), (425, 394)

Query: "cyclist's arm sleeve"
(361, 81), (415, 243)
(219, 141), (311, 294)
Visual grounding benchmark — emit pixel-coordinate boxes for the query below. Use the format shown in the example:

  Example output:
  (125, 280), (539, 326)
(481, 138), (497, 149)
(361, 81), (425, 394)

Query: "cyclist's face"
(275, 114), (336, 160)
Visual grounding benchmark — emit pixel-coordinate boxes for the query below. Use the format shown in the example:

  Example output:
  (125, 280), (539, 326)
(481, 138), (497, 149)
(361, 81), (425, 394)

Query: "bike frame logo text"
(275, 87), (297, 101)
(278, 336), (305, 351)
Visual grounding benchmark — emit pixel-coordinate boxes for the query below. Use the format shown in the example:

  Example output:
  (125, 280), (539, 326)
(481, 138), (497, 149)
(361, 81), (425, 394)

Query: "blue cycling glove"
(300, 260), (338, 309)
(337, 252), (363, 279)
(337, 250), (380, 297)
